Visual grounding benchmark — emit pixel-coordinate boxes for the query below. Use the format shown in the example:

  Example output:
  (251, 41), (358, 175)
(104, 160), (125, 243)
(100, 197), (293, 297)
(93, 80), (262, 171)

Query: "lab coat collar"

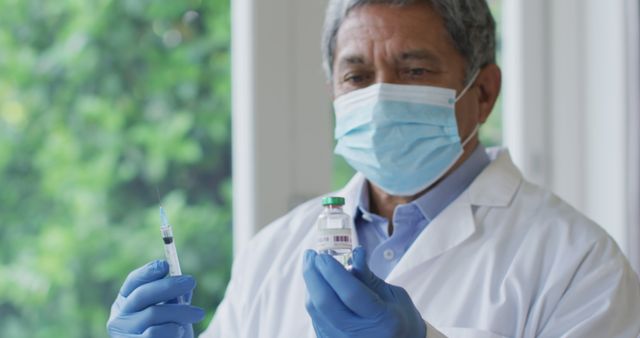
(337, 147), (523, 282)
(467, 147), (522, 207)
(389, 148), (522, 281)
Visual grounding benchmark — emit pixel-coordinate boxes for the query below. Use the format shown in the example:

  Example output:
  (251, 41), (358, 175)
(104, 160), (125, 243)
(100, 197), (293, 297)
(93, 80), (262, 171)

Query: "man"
(107, 0), (640, 337)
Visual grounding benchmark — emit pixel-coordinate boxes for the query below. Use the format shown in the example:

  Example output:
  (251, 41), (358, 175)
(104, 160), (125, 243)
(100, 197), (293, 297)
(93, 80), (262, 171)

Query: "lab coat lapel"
(385, 148), (522, 283)
(385, 191), (476, 282)
(468, 148), (522, 207)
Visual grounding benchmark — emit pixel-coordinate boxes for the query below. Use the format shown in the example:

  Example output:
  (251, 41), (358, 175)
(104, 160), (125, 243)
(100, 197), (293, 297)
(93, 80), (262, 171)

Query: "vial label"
(317, 228), (352, 251)
(326, 218), (344, 229)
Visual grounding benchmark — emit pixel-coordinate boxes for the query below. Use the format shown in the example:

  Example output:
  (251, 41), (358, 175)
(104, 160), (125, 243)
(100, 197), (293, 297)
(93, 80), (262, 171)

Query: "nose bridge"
(374, 60), (398, 84)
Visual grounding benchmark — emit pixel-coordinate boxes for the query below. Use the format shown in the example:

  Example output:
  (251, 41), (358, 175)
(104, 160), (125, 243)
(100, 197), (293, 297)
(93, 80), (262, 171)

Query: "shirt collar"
(355, 144), (491, 224)
(355, 180), (376, 223)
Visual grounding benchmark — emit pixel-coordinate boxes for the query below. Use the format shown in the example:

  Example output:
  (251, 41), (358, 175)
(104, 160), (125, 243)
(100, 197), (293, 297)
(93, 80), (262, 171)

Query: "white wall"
(503, 0), (636, 263)
(502, 0), (551, 187)
(625, 0), (640, 275)
(231, 0), (332, 255)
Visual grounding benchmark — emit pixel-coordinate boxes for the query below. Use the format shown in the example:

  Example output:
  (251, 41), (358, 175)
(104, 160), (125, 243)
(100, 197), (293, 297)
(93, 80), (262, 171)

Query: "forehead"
(334, 3), (457, 64)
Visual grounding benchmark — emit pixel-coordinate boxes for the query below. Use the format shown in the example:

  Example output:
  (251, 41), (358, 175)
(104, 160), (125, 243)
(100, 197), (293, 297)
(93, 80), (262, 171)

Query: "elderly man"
(107, 0), (640, 337)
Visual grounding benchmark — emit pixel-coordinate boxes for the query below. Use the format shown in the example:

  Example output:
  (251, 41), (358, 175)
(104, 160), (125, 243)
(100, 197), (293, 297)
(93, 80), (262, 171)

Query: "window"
(0, 1), (232, 336)
(481, 0), (503, 147)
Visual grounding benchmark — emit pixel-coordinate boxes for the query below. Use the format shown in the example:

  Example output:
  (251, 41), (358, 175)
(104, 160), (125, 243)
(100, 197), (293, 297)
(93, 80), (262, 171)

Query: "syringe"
(159, 205), (185, 303)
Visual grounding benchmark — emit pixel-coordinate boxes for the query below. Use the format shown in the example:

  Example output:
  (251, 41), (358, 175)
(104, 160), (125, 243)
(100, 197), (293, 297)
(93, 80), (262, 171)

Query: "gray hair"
(322, 0), (496, 83)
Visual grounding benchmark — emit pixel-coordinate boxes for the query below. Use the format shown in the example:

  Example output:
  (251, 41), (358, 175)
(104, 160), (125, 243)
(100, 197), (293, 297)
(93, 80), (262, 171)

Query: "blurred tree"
(0, 0), (232, 337)
(480, 0), (503, 147)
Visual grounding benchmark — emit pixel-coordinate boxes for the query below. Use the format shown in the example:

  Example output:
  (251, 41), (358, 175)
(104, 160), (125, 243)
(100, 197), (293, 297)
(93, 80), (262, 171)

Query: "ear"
(475, 64), (502, 124)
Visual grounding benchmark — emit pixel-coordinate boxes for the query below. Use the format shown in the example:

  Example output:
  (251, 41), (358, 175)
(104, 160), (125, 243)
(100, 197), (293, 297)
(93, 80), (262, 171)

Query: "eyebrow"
(399, 49), (441, 63)
(336, 54), (367, 70)
(336, 49), (442, 69)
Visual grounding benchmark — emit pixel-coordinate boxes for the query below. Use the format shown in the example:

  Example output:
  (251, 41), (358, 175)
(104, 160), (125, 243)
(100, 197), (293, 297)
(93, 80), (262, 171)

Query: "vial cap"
(322, 196), (345, 206)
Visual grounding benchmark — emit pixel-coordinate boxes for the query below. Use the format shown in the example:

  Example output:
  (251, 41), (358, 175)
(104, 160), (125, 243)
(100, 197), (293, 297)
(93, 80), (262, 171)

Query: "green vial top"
(322, 196), (345, 206)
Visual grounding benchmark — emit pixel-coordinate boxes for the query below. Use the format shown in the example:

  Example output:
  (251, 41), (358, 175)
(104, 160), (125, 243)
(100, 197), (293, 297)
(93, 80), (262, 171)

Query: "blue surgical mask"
(333, 74), (479, 196)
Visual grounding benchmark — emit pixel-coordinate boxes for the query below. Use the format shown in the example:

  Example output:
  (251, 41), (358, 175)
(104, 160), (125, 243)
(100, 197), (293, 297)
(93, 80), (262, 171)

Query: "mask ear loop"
(456, 69), (482, 149)
(455, 70), (481, 103)
(461, 124), (480, 148)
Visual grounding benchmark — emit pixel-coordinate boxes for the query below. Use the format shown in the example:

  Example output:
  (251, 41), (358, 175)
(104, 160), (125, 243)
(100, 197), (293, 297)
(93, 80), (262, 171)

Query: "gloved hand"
(107, 260), (205, 338)
(303, 246), (426, 338)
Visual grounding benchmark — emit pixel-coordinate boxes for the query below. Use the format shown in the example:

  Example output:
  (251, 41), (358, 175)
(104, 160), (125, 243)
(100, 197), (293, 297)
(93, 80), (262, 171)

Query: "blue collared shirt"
(354, 144), (491, 279)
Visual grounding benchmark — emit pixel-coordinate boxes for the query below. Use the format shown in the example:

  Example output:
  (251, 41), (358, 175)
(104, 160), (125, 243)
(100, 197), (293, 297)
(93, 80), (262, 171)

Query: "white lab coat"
(201, 148), (640, 338)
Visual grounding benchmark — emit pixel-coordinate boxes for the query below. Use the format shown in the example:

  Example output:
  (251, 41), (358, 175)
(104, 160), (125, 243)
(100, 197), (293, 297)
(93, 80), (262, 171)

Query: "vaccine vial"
(316, 196), (353, 268)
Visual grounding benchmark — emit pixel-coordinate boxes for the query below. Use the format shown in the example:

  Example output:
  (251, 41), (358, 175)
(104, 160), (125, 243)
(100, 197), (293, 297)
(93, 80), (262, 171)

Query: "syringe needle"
(159, 206), (169, 228)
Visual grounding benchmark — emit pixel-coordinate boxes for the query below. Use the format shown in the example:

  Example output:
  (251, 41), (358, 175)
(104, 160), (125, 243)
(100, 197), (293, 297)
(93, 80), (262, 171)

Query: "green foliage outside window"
(480, 0), (503, 148)
(0, 0), (232, 337)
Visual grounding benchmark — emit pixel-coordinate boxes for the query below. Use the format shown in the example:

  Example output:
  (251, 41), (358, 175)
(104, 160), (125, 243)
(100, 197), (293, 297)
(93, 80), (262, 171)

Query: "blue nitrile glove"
(107, 260), (205, 338)
(303, 246), (426, 338)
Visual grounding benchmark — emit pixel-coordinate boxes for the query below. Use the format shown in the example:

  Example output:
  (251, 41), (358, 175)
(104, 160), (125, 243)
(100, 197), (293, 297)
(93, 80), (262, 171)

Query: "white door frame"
(503, 0), (633, 257)
(231, 0), (332, 255)
(625, 0), (640, 275)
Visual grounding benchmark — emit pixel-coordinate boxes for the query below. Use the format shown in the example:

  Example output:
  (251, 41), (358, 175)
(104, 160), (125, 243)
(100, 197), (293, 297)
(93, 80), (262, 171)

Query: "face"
(332, 3), (501, 158)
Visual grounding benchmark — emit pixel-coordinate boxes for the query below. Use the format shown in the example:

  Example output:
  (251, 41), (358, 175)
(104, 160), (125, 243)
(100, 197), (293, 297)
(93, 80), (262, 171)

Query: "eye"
(343, 72), (370, 85)
(405, 68), (429, 77)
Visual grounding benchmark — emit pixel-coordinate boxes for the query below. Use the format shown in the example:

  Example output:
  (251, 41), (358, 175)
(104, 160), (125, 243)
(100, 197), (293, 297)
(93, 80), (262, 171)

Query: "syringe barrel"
(160, 226), (173, 238)
(161, 227), (181, 275)
(163, 241), (182, 276)
(158, 207), (185, 303)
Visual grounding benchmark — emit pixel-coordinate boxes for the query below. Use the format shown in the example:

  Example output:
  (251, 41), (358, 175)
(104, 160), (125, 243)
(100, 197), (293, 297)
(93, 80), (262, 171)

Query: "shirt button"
(383, 249), (395, 260)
